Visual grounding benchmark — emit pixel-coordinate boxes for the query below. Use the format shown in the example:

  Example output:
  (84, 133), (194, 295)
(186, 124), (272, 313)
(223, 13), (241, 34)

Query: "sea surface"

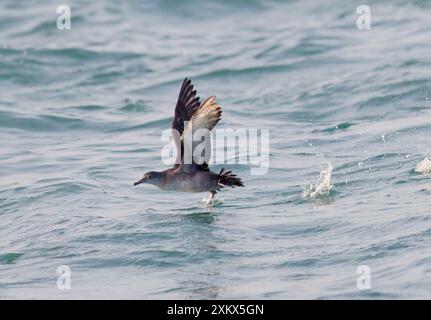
(1, 0), (431, 299)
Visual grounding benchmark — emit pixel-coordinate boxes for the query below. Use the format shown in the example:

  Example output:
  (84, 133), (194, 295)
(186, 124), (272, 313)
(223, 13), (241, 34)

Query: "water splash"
(303, 162), (334, 199)
(201, 194), (224, 207)
(415, 157), (431, 175)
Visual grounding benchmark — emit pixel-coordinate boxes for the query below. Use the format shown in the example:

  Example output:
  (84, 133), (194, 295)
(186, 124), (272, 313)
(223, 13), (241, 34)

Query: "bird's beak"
(133, 177), (147, 186)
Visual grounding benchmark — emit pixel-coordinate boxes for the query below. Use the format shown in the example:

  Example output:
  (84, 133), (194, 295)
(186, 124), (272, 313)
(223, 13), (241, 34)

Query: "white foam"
(201, 194), (223, 207)
(415, 157), (431, 175)
(303, 162), (333, 199)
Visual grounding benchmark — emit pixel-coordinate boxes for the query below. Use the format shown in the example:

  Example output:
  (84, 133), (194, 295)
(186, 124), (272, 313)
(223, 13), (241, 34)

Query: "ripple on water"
(1, 0), (431, 299)
(0, 253), (24, 265)
(0, 110), (105, 132)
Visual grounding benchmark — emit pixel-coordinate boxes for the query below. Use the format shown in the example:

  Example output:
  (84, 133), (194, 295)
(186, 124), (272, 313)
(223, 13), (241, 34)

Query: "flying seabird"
(133, 78), (244, 201)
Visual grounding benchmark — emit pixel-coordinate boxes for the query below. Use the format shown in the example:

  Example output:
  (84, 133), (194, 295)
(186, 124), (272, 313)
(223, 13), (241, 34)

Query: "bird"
(133, 78), (244, 202)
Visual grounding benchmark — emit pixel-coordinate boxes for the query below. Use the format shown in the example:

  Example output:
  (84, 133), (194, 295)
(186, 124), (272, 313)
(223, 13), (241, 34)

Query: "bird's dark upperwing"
(172, 78), (201, 168)
(172, 78), (200, 135)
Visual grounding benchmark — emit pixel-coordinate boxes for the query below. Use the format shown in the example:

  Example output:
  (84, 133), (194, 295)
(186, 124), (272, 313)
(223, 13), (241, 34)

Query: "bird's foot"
(201, 191), (222, 207)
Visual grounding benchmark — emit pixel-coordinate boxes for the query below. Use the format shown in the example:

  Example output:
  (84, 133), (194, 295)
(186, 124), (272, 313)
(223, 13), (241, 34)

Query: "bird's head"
(133, 171), (163, 187)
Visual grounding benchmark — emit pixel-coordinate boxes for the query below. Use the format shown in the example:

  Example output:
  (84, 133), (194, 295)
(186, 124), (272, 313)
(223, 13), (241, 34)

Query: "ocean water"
(1, 0), (431, 299)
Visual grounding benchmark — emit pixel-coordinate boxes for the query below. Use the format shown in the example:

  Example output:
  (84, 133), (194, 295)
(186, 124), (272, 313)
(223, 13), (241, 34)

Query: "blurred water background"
(1, 0), (431, 299)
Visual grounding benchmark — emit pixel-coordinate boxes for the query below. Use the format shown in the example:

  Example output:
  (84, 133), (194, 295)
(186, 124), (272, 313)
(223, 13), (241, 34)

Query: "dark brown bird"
(133, 78), (244, 202)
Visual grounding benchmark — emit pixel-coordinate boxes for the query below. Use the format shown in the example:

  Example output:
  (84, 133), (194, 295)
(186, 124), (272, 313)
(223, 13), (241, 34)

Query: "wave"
(0, 110), (104, 132)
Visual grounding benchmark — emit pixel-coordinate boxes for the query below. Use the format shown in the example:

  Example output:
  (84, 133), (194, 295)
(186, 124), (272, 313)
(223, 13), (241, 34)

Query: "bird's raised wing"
(180, 96), (222, 172)
(172, 78), (200, 135)
(172, 78), (201, 168)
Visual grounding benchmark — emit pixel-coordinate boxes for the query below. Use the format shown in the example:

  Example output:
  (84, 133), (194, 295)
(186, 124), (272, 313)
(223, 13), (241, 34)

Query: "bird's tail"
(218, 168), (244, 188)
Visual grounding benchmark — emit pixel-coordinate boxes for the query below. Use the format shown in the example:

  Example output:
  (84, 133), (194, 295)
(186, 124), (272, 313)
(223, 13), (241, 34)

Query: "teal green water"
(1, 0), (431, 299)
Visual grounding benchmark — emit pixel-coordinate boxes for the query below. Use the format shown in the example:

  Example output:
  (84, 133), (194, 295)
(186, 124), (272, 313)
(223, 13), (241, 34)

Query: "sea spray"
(415, 157), (431, 175)
(303, 162), (334, 199)
(201, 195), (223, 207)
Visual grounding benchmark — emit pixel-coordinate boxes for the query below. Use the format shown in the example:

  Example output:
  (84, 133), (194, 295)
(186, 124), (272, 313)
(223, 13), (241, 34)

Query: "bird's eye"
(148, 175), (152, 179)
